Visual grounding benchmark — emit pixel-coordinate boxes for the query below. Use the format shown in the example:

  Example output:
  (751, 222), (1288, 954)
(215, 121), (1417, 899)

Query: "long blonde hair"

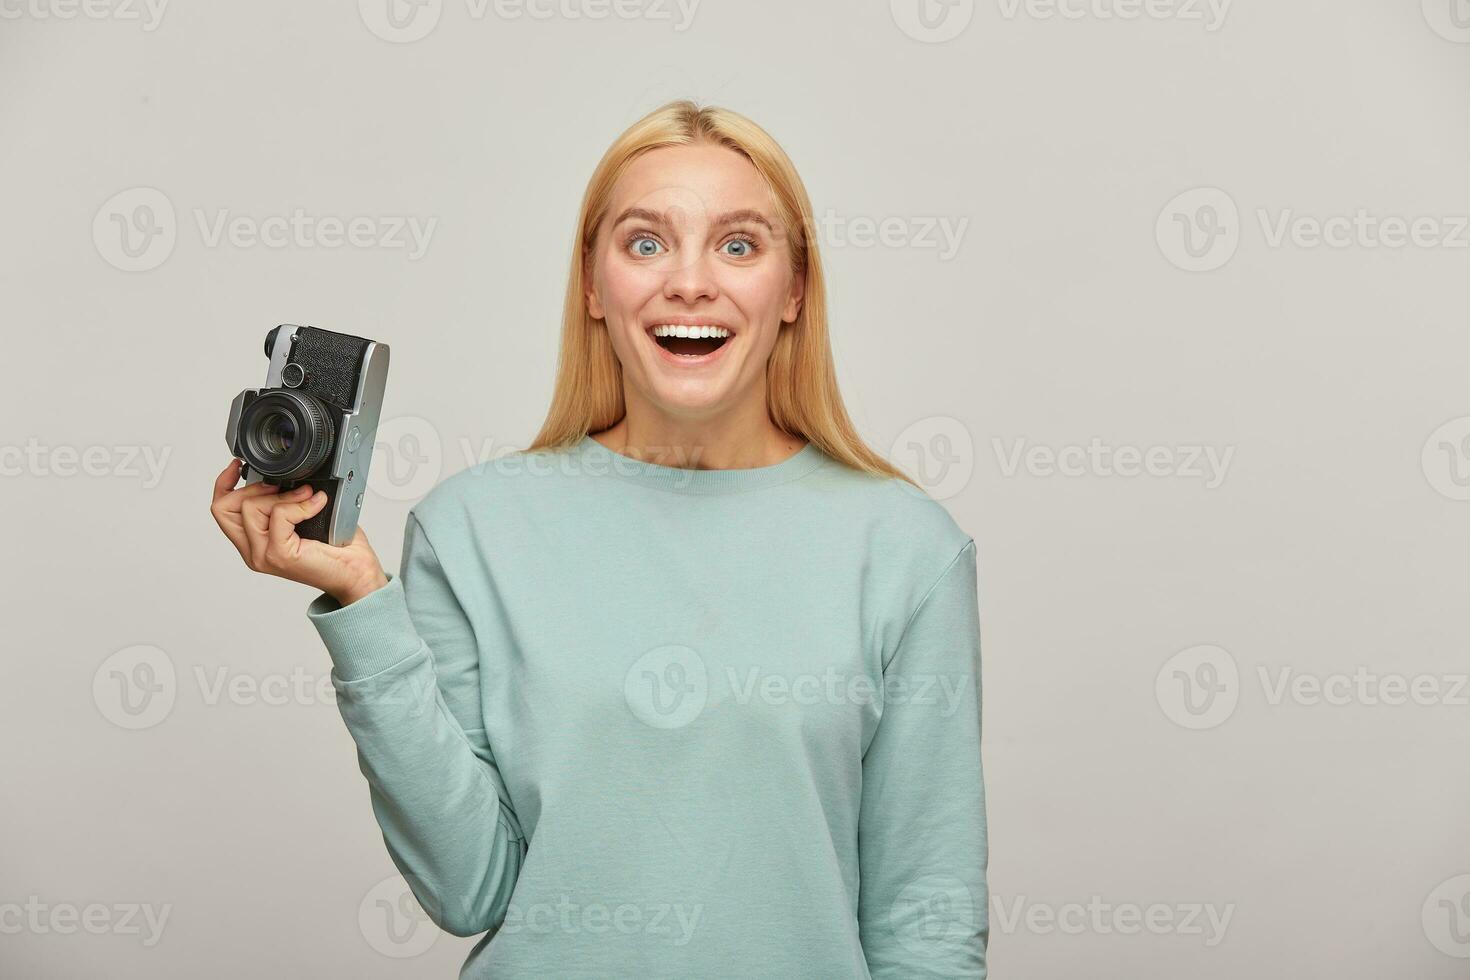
(526, 99), (916, 486)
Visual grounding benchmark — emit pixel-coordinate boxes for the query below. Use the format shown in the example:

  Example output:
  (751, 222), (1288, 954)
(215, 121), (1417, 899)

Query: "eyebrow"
(611, 207), (775, 233)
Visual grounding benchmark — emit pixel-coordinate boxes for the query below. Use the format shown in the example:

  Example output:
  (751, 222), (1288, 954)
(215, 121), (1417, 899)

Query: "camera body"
(225, 324), (390, 546)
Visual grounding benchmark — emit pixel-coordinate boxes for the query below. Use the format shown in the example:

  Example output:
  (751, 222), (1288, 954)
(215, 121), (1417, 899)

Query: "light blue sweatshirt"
(306, 434), (988, 978)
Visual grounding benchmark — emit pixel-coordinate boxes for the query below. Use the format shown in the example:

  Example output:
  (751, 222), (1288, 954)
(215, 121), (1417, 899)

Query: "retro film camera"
(225, 325), (390, 546)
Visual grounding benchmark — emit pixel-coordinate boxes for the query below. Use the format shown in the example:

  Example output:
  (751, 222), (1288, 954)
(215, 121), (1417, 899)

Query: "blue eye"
(721, 238), (755, 258)
(629, 236), (663, 257)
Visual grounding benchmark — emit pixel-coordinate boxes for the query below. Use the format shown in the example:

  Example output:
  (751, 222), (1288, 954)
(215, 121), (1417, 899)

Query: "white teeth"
(651, 324), (730, 339)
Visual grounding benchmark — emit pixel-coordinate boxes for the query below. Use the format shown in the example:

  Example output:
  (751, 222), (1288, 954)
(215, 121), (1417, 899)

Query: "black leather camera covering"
(291, 327), (372, 410)
(288, 326), (373, 544)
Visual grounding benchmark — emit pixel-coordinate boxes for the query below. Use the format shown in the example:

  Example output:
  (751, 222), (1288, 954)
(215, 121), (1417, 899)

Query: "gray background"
(3, 0), (1467, 977)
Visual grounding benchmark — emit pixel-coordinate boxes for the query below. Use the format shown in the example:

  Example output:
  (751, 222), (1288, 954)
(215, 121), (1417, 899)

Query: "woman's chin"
(643, 376), (737, 417)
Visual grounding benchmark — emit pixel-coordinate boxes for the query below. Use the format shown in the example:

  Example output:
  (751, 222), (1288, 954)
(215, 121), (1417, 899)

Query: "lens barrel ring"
(239, 389), (336, 481)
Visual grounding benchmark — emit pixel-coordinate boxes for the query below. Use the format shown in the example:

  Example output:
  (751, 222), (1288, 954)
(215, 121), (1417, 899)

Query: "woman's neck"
(589, 414), (807, 472)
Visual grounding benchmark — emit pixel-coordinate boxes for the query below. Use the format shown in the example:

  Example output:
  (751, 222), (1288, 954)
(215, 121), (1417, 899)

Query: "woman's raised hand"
(211, 458), (390, 606)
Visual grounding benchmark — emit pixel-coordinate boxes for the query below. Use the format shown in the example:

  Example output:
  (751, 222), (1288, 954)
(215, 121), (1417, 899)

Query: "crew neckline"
(574, 434), (827, 495)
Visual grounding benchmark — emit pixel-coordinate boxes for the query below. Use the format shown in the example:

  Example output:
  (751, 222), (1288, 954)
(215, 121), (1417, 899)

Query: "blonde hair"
(526, 99), (917, 486)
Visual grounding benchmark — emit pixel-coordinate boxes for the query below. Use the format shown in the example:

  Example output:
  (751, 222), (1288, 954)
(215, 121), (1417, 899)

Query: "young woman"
(210, 101), (988, 979)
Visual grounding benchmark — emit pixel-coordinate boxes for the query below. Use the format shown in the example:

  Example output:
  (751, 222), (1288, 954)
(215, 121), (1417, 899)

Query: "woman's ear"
(583, 248), (605, 320)
(781, 266), (805, 324)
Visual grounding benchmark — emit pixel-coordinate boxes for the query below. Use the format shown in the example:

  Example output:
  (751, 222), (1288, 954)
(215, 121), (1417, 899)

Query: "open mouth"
(649, 324), (732, 359)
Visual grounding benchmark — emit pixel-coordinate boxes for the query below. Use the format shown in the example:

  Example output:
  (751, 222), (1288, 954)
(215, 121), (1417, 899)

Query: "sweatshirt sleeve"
(857, 538), (989, 978)
(305, 509), (525, 938)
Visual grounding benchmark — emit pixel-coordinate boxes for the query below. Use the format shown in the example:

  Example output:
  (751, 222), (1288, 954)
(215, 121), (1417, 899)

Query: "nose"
(661, 248), (720, 305)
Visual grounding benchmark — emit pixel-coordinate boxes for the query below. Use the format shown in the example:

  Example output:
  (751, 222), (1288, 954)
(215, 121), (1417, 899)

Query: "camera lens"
(238, 390), (334, 481)
(258, 411), (297, 453)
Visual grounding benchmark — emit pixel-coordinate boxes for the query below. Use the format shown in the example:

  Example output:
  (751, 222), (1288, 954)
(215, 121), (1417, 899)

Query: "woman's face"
(585, 142), (804, 421)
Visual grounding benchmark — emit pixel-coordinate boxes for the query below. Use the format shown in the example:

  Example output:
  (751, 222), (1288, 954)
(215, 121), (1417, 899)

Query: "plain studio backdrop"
(2, 1), (1467, 977)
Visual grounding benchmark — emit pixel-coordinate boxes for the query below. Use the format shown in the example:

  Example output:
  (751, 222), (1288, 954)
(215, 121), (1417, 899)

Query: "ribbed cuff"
(305, 572), (425, 681)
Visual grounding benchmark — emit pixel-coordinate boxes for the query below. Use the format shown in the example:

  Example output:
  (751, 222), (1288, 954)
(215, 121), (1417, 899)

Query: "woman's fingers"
(214, 460), (384, 599)
(211, 460), (270, 558)
(212, 458), (242, 502)
(211, 461), (279, 511)
(241, 484), (313, 567)
(212, 462), (284, 522)
(265, 489), (330, 571)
